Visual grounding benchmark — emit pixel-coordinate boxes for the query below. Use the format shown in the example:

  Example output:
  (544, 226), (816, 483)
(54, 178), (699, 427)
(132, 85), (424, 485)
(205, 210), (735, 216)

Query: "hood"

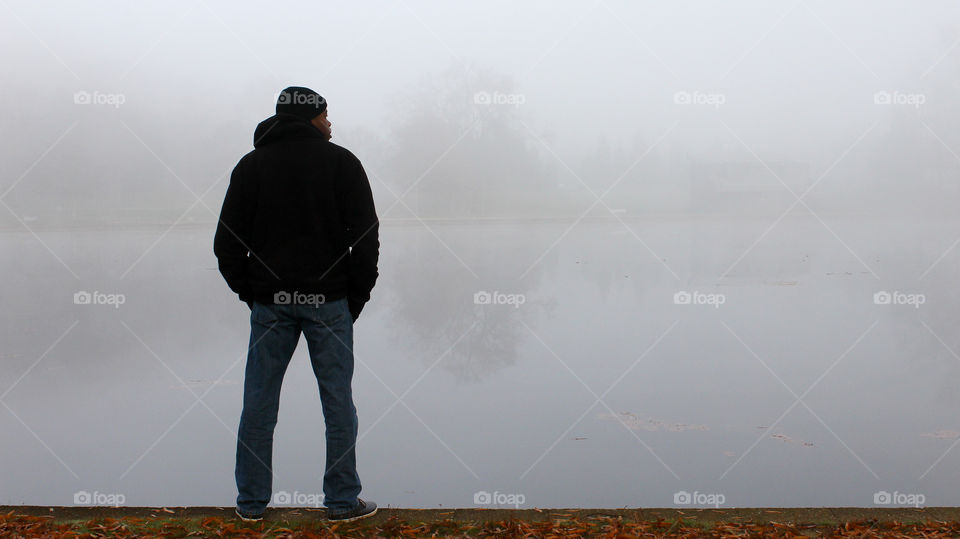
(253, 112), (324, 149)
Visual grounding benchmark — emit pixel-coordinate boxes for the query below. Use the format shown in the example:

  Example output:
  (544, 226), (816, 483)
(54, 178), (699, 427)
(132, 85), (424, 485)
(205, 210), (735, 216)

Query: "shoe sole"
(327, 506), (377, 523)
(235, 508), (263, 522)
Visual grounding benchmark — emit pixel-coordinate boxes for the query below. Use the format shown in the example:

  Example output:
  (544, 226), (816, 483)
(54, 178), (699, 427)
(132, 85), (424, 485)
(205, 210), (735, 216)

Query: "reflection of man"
(214, 86), (380, 523)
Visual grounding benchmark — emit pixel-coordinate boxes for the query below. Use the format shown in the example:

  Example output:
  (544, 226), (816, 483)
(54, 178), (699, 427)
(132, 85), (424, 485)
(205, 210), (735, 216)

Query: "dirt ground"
(2, 505), (952, 525)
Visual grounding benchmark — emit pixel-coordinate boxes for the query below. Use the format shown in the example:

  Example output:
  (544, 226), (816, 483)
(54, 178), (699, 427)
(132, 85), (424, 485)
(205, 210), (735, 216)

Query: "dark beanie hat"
(276, 86), (327, 120)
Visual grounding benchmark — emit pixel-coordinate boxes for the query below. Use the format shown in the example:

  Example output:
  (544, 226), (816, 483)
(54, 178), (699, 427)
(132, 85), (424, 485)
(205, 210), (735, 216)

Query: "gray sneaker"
(326, 498), (378, 522)
(235, 507), (263, 522)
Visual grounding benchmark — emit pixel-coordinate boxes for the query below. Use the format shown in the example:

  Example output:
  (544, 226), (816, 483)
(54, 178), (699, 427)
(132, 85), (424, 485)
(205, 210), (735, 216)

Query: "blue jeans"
(235, 298), (361, 513)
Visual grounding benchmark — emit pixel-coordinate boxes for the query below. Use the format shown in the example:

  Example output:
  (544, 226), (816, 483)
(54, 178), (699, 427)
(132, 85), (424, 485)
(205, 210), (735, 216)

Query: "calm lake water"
(2, 216), (959, 508)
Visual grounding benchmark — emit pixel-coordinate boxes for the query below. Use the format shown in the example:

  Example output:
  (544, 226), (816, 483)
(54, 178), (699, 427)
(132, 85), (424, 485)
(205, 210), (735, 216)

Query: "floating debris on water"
(921, 429), (960, 439)
(770, 433), (814, 446)
(599, 412), (709, 432)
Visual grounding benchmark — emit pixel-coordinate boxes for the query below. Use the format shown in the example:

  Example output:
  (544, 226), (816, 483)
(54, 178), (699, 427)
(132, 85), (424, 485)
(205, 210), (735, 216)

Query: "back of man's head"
(276, 86), (326, 121)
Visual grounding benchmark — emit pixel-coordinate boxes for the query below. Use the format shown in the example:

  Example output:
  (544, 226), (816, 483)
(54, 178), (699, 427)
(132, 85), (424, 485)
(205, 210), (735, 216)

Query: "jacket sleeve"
(213, 157), (256, 303)
(340, 153), (380, 312)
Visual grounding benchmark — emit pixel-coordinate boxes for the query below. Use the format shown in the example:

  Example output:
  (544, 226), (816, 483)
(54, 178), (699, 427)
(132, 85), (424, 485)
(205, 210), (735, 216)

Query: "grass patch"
(5, 510), (960, 537)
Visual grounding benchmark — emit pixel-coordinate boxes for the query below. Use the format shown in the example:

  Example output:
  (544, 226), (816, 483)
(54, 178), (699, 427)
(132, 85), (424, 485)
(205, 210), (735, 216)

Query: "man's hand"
(348, 297), (364, 322)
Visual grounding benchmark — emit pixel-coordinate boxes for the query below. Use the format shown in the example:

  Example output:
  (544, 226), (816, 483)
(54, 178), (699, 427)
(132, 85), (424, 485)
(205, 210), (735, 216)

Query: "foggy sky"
(3, 0), (960, 224)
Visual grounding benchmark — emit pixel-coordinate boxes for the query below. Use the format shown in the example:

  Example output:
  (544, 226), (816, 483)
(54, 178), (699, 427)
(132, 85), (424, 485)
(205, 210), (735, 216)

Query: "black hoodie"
(213, 113), (379, 319)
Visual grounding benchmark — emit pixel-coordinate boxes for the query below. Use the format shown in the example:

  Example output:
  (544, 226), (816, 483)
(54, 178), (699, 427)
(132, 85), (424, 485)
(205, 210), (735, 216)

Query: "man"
(214, 86), (380, 523)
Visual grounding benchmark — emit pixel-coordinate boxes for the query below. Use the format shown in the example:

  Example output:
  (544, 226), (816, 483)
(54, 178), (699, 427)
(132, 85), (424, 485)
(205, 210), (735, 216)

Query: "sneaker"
(235, 507), (263, 522)
(326, 498), (378, 522)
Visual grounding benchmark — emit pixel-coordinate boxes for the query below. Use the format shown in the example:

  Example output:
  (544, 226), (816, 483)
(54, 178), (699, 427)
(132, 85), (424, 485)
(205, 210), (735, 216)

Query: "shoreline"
(2, 505), (954, 525)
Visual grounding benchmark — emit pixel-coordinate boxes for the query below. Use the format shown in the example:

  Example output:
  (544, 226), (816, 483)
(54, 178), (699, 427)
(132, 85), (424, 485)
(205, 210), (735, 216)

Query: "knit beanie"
(276, 86), (327, 120)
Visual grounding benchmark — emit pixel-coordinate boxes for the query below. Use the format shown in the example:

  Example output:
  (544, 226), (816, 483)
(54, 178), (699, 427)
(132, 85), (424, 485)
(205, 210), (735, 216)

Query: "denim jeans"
(235, 297), (361, 513)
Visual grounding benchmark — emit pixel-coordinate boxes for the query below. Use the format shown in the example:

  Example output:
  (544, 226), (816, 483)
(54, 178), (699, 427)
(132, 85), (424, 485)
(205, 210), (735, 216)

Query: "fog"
(3, 0), (960, 509)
